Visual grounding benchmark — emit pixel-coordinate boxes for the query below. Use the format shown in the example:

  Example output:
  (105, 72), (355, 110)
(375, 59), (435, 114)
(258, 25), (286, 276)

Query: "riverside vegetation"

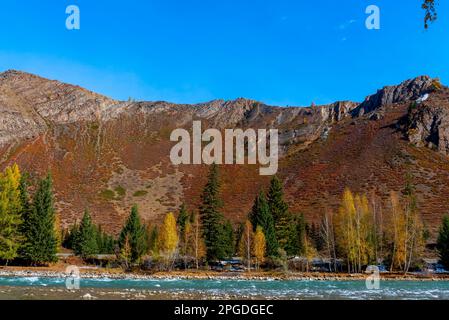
(1, 163), (449, 275)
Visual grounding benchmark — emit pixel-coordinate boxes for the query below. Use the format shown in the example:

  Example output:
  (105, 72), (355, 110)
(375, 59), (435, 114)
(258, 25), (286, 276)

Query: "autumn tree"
(238, 220), (254, 271)
(335, 188), (357, 273)
(159, 212), (179, 269)
(119, 235), (132, 270)
(303, 234), (317, 272)
(353, 194), (375, 271)
(335, 188), (377, 273)
(0, 164), (23, 264)
(253, 226), (266, 270)
(190, 212), (206, 269)
(320, 210), (337, 272)
(181, 219), (193, 268)
(386, 189), (424, 273)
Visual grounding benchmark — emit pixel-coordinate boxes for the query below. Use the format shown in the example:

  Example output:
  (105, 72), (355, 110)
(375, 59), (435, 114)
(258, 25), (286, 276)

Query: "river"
(0, 276), (448, 300)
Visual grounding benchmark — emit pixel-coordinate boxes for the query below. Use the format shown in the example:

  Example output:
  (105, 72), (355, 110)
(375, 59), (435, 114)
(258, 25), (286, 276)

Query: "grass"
(133, 190), (148, 197)
(114, 185), (126, 197)
(100, 189), (116, 200)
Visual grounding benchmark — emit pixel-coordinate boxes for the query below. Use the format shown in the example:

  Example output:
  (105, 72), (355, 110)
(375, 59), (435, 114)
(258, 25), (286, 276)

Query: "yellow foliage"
(335, 188), (375, 273)
(160, 212), (179, 257)
(0, 164), (23, 262)
(253, 226), (266, 268)
(386, 191), (424, 272)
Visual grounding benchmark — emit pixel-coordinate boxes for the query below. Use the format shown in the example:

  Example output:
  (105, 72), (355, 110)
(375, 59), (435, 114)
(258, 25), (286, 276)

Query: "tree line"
(0, 164), (58, 265)
(2, 163), (449, 273)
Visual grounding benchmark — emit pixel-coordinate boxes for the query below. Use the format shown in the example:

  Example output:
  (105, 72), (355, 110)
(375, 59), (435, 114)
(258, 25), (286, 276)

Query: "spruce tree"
(177, 204), (189, 231)
(22, 173), (58, 265)
(223, 220), (235, 258)
(63, 222), (79, 250)
(437, 215), (449, 269)
(75, 210), (98, 258)
(148, 225), (159, 256)
(267, 176), (291, 252)
(289, 213), (306, 256)
(199, 163), (226, 261)
(249, 191), (278, 257)
(118, 205), (147, 264)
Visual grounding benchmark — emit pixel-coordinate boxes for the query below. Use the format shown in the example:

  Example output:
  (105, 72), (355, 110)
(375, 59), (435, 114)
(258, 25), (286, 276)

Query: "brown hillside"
(1, 70), (448, 238)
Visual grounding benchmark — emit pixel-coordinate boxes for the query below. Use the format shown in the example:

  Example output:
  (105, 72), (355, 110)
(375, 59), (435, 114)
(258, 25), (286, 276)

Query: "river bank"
(1, 266), (449, 281)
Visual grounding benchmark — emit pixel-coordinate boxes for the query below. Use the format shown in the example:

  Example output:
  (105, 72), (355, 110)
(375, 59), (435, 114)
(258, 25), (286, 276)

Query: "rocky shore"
(1, 268), (448, 282)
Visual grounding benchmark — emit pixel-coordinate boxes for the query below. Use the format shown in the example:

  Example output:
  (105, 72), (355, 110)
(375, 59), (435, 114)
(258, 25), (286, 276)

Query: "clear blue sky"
(0, 0), (448, 106)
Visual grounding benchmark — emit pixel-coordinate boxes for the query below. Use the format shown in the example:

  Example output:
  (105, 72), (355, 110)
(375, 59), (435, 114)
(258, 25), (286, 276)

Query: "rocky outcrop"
(354, 76), (435, 116)
(406, 87), (449, 155)
(2, 70), (437, 149)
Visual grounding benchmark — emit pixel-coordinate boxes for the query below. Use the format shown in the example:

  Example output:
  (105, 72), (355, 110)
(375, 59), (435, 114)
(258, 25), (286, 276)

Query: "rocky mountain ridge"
(0, 70), (448, 235)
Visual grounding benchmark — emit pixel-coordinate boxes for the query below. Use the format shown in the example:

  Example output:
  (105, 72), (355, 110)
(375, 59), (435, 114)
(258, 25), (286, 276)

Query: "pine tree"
(291, 213), (307, 256)
(0, 164), (24, 263)
(437, 215), (449, 269)
(267, 176), (291, 252)
(75, 210), (98, 258)
(63, 222), (79, 250)
(199, 163), (226, 261)
(22, 173), (58, 265)
(118, 205), (147, 264)
(177, 203), (190, 238)
(249, 191), (278, 257)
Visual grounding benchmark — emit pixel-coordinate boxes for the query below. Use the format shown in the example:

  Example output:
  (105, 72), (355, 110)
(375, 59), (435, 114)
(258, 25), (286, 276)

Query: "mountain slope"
(0, 70), (448, 237)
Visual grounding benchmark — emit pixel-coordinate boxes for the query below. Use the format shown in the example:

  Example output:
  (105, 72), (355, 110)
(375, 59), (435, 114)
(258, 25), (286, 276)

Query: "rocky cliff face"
(354, 76), (435, 116)
(405, 84), (449, 155)
(1, 70), (448, 235)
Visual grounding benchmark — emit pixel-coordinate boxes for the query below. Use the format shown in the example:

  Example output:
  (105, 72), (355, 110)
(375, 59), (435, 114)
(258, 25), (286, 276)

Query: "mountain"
(1, 70), (448, 237)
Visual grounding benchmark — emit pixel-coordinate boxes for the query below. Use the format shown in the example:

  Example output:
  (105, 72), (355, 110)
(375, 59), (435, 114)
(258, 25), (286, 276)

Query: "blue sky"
(0, 0), (448, 106)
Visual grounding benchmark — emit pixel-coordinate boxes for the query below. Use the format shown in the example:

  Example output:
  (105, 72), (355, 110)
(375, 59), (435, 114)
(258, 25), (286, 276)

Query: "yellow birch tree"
(253, 226), (266, 270)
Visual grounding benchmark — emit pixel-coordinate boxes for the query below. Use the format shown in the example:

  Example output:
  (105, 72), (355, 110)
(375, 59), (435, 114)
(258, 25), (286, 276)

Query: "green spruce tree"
(177, 203), (190, 245)
(22, 173), (58, 265)
(199, 163), (226, 261)
(118, 205), (147, 264)
(289, 213), (307, 255)
(267, 176), (291, 252)
(249, 191), (279, 257)
(75, 210), (98, 258)
(437, 215), (449, 269)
